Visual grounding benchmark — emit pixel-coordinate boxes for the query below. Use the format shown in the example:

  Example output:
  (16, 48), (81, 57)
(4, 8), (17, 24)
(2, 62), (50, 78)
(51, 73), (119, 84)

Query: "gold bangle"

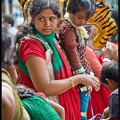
(69, 77), (75, 88)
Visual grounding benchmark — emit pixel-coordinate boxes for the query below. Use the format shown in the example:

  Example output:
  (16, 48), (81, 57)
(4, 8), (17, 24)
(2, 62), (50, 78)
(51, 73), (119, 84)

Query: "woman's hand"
(78, 74), (100, 91)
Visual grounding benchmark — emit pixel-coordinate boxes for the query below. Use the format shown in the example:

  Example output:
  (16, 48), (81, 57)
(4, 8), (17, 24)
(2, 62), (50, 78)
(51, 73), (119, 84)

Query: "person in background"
(101, 41), (118, 65)
(2, 24), (30, 120)
(84, 25), (111, 119)
(110, 9), (118, 44)
(101, 9), (118, 64)
(2, 14), (18, 84)
(58, 0), (96, 119)
(101, 61), (119, 120)
(16, 0), (100, 119)
(2, 14), (18, 39)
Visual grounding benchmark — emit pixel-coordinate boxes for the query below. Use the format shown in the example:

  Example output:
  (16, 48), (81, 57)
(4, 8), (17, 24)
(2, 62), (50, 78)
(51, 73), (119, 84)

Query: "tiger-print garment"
(58, 20), (92, 74)
(88, 3), (118, 50)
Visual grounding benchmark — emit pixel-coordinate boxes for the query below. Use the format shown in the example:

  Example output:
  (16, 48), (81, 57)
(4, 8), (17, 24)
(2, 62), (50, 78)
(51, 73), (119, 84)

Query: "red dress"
(86, 46), (111, 118)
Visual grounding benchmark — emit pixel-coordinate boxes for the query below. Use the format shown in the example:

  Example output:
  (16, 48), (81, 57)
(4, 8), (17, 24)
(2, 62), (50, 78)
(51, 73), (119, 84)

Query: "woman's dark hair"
(16, 0), (61, 48)
(100, 61), (118, 84)
(66, 0), (96, 19)
(15, 84), (35, 99)
(29, 0), (61, 19)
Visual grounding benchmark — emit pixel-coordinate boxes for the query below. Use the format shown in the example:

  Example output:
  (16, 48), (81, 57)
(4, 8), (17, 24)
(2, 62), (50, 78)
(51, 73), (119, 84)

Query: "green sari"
(22, 94), (61, 120)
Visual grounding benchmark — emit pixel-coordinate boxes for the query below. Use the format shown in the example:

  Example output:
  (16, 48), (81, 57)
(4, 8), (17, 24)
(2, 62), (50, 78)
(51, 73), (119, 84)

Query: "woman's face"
(34, 9), (58, 35)
(70, 10), (88, 26)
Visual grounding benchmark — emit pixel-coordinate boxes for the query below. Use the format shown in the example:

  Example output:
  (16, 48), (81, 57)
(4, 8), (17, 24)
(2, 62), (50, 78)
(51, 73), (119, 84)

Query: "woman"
(16, 0), (100, 119)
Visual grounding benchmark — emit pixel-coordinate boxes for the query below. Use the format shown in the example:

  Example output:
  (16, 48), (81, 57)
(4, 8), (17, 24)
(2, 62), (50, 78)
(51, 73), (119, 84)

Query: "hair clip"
(82, 0), (86, 3)
(95, 3), (100, 7)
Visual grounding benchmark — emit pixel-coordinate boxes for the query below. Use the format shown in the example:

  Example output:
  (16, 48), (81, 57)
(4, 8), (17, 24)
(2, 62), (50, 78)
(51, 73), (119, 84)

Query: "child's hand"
(102, 107), (109, 119)
(85, 86), (92, 96)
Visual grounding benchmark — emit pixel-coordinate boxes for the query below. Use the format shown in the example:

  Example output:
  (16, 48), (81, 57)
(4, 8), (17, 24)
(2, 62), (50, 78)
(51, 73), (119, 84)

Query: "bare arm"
(2, 82), (15, 120)
(6, 64), (18, 84)
(48, 99), (65, 120)
(26, 56), (100, 96)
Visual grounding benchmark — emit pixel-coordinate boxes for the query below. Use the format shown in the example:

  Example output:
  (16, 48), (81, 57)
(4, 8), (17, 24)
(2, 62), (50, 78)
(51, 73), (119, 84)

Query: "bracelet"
(69, 77), (75, 88)
(73, 66), (85, 75)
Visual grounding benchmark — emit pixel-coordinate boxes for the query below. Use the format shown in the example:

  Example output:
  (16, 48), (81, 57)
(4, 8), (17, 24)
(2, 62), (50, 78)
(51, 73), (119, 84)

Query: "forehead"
(37, 9), (57, 17)
(75, 10), (88, 18)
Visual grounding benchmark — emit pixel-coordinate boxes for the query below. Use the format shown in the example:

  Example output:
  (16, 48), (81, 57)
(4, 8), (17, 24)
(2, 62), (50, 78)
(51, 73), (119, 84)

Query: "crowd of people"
(2, 0), (119, 120)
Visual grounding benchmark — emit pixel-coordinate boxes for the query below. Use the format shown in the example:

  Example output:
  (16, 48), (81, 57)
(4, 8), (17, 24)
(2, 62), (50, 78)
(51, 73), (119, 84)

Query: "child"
(100, 61), (118, 120)
(16, 0), (100, 119)
(58, 0), (96, 119)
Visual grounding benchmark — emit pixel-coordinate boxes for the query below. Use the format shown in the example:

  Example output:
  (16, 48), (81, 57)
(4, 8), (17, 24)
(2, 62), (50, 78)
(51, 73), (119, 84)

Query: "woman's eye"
(50, 17), (56, 21)
(39, 18), (44, 21)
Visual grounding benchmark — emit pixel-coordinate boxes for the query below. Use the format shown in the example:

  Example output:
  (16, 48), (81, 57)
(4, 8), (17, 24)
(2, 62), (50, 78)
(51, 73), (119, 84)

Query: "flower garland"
(64, 12), (89, 39)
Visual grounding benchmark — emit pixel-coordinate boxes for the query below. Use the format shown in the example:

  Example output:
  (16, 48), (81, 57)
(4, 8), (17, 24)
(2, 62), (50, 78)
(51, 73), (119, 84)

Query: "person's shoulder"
(2, 69), (11, 83)
(112, 88), (118, 95)
(60, 19), (75, 31)
(20, 37), (41, 45)
(110, 88), (118, 97)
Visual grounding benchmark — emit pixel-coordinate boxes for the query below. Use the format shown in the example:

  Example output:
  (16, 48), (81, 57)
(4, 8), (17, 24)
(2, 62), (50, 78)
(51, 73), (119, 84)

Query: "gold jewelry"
(73, 67), (85, 75)
(69, 77), (75, 88)
(81, 112), (87, 117)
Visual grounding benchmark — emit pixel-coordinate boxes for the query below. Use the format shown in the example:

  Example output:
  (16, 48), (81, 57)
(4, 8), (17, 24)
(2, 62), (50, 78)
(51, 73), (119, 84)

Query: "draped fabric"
(85, 46), (111, 118)
(2, 69), (24, 120)
(18, 28), (81, 120)
(22, 95), (61, 120)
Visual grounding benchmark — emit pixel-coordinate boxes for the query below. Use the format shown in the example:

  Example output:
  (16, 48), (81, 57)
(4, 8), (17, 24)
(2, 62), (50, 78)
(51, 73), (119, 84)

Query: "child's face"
(34, 9), (58, 35)
(104, 78), (117, 92)
(70, 10), (89, 27)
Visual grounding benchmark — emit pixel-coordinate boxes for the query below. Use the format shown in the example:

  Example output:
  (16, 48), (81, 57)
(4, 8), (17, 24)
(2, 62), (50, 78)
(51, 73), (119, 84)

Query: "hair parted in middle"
(63, 0), (96, 19)
(29, 0), (61, 19)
